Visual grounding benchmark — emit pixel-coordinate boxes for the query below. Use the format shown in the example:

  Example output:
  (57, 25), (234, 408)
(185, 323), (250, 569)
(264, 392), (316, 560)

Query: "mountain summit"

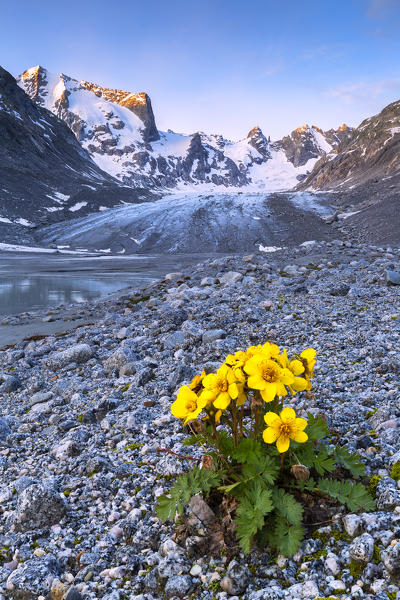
(17, 65), (343, 190)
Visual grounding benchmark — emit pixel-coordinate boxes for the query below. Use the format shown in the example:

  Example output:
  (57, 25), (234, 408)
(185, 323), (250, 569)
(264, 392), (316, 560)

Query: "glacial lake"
(0, 252), (216, 316)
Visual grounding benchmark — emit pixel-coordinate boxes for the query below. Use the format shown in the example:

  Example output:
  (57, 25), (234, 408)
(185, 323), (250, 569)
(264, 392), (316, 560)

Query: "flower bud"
(201, 455), (214, 470)
(291, 464), (310, 481)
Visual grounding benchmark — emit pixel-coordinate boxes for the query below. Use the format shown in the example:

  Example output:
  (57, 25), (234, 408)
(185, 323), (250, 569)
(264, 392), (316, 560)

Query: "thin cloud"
(366, 0), (397, 17)
(326, 78), (400, 104)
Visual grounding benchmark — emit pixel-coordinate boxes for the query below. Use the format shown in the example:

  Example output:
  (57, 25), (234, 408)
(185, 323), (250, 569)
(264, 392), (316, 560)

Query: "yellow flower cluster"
(170, 342), (316, 452)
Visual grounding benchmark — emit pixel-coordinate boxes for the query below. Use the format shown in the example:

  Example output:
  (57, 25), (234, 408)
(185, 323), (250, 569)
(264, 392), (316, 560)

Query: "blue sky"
(2, 0), (400, 139)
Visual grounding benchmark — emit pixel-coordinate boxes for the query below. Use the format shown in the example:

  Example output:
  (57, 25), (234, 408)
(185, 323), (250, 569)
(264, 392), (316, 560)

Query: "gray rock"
(386, 269), (400, 285)
(158, 307), (188, 327)
(45, 344), (93, 370)
(221, 560), (251, 595)
(376, 478), (400, 510)
(201, 277), (217, 286)
(6, 556), (60, 599)
(202, 329), (227, 343)
(103, 346), (136, 374)
(219, 271), (243, 285)
(163, 331), (185, 350)
(0, 418), (11, 441)
(283, 264), (299, 276)
(0, 375), (22, 393)
(158, 552), (190, 578)
(119, 361), (137, 376)
(64, 587), (84, 600)
(349, 533), (374, 564)
(29, 391), (53, 407)
(165, 272), (184, 281)
(343, 514), (363, 537)
(132, 367), (153, 387)
(14, 482), (67, 531)
(329, 283), (350, 296)
(164, 574), (193, 596)
(382, 542), (400, 579)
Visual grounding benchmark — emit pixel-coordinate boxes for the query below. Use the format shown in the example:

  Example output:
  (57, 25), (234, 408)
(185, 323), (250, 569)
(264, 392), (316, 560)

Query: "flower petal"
(264, 411), (280, 426)
(260, 383), (277, 402)
(263, 427), (279, 444)
(294, 417), (308, 431)
(290, 359), (305, 375)
(228, 382), (238, 399)
(247, 375), (266, 390)
(291, 377), (307, 391)
(292, 431), (308, 443)
(276, 435), (290, 453)
(213, 392), (231, 410)
(280, 407), (296, 422)
(301, 348), (316, 360)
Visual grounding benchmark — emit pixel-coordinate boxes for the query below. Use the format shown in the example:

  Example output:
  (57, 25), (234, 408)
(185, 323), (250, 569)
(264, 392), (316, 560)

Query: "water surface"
(0, 252), (214, 316)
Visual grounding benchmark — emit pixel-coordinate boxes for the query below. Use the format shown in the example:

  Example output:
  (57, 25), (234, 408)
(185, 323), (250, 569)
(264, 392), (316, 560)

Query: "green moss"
(304, 548), (328, 561)
(127, 295), (150, 307)
(312, 530), (350, 546)
(390, 462), (400, 482)
(387, 592), (397, 600)
(368, 474), (383, 497)
(349, 560), (363, 579)
(126, 443), (143, 450)
(373, 544), (381, 564)
(366, 408), (378, 419)
(77, 414), (83, 422)
(368, 429), (378, 438)
(63, 489), (71, 497)
(121, 384), (131, 393)
(73, 537), (82, 547)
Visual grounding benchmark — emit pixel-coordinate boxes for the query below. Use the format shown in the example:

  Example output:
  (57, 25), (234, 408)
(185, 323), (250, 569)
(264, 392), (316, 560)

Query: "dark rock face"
(81, 81), (159, 143)
(278, 125), (328, 167)
(247, 126), (271, 159)
(0, 66), (153, 240)
(300, 100), (400, 190)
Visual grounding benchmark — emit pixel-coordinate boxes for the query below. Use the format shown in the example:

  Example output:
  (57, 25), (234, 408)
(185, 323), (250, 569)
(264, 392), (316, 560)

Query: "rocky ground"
(0, 239), (399, 600)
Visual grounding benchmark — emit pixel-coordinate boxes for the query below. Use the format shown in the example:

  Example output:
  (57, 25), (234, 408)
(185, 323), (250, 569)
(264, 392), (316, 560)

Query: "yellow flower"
(300, 348), (316, 390)
(189, 369), (206, 391)
(261, 342), (280, 358)
(277, 350), (307, 394)
(201, 364), (239, 410)
(244, 355), (294, 402)
(225, 350), (248, 369)
(171, 385), (207, 425)
(233, 367), (247, 406)
(263, 407), (308, 453)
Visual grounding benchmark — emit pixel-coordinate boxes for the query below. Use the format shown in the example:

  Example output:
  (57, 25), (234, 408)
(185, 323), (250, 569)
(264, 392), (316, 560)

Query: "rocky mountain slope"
(18, 65), (348, 190)
(298, 101), (400, 245)
(0, 66), (153, 243)
(299, 100), (400, 191)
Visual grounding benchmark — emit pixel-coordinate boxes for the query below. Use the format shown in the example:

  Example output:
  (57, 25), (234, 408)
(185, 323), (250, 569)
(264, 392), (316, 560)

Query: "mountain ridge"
(18, 65), (348, 191)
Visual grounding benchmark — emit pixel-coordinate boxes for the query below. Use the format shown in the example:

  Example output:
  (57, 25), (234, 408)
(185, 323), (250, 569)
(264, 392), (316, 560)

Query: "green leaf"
(316, 479), (375, 512)
(218, 482), (241, 494)
(182, 435), (201, 446)
(156, 494), (182, 521)
(273, 520), (304, 557)
(272, 489), (303, 525)
(156, 467), (221, 521)
(334, 446), (365, 478)
(313, 444), (336, 475)
(235, 484), (274, 553)
(306, 413), (329, 441)
(231, 438), (263, 463)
